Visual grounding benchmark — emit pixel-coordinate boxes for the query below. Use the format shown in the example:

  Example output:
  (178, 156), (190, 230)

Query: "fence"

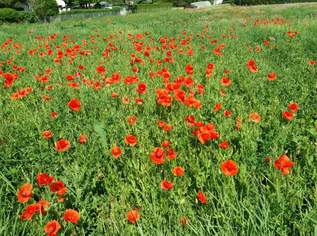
(49, 8), (123, 22)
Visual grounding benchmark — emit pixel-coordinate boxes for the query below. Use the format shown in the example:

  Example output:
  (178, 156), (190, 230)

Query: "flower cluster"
(17, 173), (80, 235)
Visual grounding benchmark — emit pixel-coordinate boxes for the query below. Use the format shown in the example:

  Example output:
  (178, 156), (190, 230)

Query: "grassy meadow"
(1, 3), (317, 235)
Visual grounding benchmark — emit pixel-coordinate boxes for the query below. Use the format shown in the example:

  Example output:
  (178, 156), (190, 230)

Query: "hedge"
(0, 8), (38, 23)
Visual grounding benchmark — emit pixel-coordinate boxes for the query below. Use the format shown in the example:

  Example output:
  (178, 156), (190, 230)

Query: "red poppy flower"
(213, 103), (222, 112)
(51, 111), (58, 119)
(158, 121), (165, 128)
(205, 63), (215, 77)
(287, 31), (298, 38)
(221, 160), (239, 176)
(96, 65), (106, 74)
(68, 98), (81, 112)
(194, 123), (220, 144)
(150, 147), (165, 165)
(135, 97), (143, 105)
(218, 140), (229, 150)
(247, 59), (258, 73)
(124, 134), (137, 146)
(185, 115), (196, 126)
(172, 166), (185, 176)
(220, 77), (231, 87)
(213, 43), (225, 56)
(68, 82), (80, 89)
(66, 74), (74, 81)
(44, 220), (61, 236)
(161, 179), (173, 190)
(50, 180), (67, 196)
(184, 95), (202, 109)
(158, 121), (173, 132)
(249, 112), (261, 123)
(263, 39), (270, 46)
(111, 92), (119, 98)
(184, 77), (194, 87)
(136, 83), (147, 94)
(20, 203), (40, 220)
(224, 68), (230, 74)
(267, 72), (277, 81)
(196, 84), (205, 94)
(55, 139), (71, 152)
(132, 66), (139, 73)
(124, 75), (139, 85)
(274, 154), (294, 175)
(185, 64), (194, 75)
(255, 45), (262, 52)
(111, 145), (122, 159)
(127, 209), (140, 224)
(161, 140), (171, 147)
(156, 89), (172, 107)
(64, 209), (80, 224)
(197, 191), (207, 204)
(10, 87), (33, 100)
(282, 111), (294, 121)
(3, 72), (17, 88)
(207, 62), (215, 70)
(122, 96), (130, 104)
(42, 130), (53, 140)
(127, 115), (137, 125)
(37, 173), (54, 187)
(38, 199), (50, 214)
(288, 102), (299, 113)
(78, 134), (87, 144)
(223, 110), (232, 117)
(17, 183), (32, 203)
(166, 147), (177, 160)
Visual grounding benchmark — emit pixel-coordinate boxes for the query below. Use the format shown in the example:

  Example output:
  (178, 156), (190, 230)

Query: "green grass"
(1, 3), (317, 235)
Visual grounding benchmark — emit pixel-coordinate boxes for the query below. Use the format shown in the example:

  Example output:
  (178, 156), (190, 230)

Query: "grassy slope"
(1, 3), (317, 235)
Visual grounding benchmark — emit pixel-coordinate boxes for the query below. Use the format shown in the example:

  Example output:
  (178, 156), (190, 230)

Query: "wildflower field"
(1, 3), (317, 235)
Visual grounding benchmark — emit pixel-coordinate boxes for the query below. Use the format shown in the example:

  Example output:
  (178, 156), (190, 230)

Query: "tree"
(31, 0), (58, 20)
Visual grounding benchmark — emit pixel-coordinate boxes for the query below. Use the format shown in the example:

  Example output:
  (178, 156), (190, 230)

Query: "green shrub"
(18, 11), (38, 23)
(0, 8), (18, 22)
(31, 0), (59, 20)
(0, 8), (39, 23)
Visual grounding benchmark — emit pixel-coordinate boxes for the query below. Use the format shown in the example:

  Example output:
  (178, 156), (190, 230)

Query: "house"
(56, 0), (70, 13)
(189, 0), (223, 8)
